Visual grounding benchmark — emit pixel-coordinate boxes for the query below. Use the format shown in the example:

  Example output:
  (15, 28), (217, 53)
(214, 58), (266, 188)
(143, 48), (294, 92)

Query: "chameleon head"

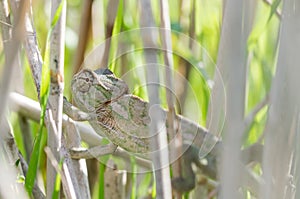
(71, 68), (129, 112)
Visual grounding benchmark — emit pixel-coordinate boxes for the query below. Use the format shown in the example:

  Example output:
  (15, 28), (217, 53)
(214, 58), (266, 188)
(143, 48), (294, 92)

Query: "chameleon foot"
(171, 145), (199, 193)
(171, 176), (196, 193)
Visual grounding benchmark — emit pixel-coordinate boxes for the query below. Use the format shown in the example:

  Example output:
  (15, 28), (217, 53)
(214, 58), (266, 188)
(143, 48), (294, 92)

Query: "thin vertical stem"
(214, 0), (252, 198)
(73, 0), (93, 74)
(46, 0), (66, 196)
(261, 0), (300, 198)
(0, 0), (28, 131)
(159, 0), (182, 198)
(140, 1), (172, 198)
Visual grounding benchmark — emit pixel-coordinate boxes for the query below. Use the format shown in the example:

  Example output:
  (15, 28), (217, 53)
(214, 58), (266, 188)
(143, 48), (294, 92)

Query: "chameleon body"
(69, 68), (219, 192)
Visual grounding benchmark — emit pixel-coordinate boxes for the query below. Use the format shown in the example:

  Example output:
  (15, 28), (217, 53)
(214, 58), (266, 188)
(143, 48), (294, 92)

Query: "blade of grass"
(98, 139), (111, 199)
(267, 0), (281, 22)
(130, 156), (137, 199)
(98, 155), (112, 199)
(98, 162), (106, 199)
(52, 159), (63, 199)
(108, 0), (123, 72)
(151, 176), (156, 199)
(137, 173), (152, 198)
(25, 0), (65, 194)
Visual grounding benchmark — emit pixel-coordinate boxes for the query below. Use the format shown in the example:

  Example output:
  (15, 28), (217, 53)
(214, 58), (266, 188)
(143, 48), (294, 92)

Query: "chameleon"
(63, 68), (219, 192)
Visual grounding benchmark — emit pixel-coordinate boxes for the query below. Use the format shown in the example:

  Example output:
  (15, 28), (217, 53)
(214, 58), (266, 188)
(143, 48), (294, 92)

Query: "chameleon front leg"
(63, 97), (118, 159)
(63, 97), (97, 121)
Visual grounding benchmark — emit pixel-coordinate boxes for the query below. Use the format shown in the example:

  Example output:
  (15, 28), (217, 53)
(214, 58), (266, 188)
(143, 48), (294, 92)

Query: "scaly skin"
(70, 68), (219, 192)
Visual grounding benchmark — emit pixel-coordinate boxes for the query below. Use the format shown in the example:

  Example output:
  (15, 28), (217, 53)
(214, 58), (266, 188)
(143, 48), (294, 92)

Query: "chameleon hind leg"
(63, 97), (97, 121)
(63, 97), (118, 159)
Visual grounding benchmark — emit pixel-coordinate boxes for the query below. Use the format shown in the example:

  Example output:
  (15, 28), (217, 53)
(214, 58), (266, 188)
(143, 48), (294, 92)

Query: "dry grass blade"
(73, 0), (93, 74)
(139, 0), (172, 198)
(44, 147), (77, 199)
(0, 0), (28, 131)
(0, 119), (28, 198)
(260, 0), (300, 198)
(216, 0), (254, 198)
(46, 0), (66, 195)
(159, 0), (182, 198)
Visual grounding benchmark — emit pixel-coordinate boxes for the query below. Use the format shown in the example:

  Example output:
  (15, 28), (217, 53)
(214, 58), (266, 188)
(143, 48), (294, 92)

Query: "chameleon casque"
(64, 68), (219, 192)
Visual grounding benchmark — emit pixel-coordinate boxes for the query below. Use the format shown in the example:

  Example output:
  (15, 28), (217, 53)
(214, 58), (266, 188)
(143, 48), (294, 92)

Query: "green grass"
(25, 0), (65, 194)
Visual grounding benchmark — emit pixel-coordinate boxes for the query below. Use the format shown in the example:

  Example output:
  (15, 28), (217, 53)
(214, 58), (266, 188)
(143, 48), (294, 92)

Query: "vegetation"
(0, 0), (299, 198)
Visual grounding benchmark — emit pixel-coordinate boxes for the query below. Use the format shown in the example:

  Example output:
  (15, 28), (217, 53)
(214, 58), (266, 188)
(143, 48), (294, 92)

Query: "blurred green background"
(0, 0), (281, 198)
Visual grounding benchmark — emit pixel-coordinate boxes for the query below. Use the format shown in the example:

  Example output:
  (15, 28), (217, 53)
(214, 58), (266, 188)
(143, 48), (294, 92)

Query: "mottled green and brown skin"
(68, 68), (219, 192)
(71, 68), (151, 153)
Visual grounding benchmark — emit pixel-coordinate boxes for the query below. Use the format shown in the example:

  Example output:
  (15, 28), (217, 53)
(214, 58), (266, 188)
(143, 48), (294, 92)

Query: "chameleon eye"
(72, 69), (96, 93)
(76, 78), (91, 93)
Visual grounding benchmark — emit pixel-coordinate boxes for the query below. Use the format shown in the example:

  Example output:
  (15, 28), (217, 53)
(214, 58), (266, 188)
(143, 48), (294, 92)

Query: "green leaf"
(137, 173), (152, 198)
(130, 156), (137, 199)
(267, 0), (281, 22)
(98, 162), (105, 199)
(98, 139), (111, 199)
(109, 0), (123, 71)
(112, 0), (123, 36)
(25, 97), (47, 194)
(51, 0), (65, 27)
(98, 156), (110, 199)
(52, 159), (63, 199)
(151, 175), (156, 198)
(15, 158), (20, 167)
(25, 0), (65, 194)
